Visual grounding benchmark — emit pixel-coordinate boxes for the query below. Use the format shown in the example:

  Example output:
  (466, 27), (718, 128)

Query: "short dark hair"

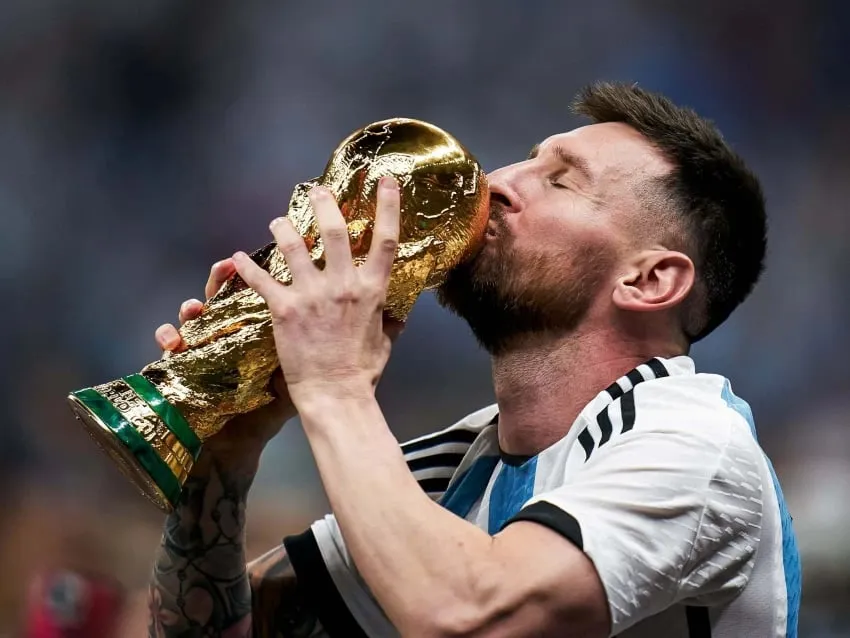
(572, 82), (767, 342)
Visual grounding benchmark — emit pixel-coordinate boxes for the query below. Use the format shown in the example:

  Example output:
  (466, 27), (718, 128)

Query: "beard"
(436, 205), (614, 356)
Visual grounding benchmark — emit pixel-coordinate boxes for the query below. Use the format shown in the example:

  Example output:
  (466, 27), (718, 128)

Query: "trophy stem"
(67, 374), (203, 513)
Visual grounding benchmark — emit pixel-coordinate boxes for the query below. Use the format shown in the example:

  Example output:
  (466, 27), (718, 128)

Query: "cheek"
(511, 222), (619, 287)
(513, 216), (597, 262)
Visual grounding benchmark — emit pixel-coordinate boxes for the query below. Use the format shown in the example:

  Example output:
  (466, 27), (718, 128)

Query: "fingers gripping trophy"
(67, 119), (490, 512)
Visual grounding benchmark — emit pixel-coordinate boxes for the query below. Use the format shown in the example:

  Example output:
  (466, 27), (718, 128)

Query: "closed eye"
(549, 178), (569, 190)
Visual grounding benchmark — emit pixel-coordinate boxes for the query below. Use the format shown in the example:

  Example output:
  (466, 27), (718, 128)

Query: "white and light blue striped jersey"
(283, 356), (801, 637)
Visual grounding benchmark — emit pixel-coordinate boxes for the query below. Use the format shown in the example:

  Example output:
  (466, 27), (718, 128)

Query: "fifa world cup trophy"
(66, 119), (490, 512)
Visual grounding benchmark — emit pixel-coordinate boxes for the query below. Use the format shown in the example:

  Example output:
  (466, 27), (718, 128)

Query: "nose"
(486, 175), (521, 213)
(489, 187), (512, 210)
(487, 159), (530, 212)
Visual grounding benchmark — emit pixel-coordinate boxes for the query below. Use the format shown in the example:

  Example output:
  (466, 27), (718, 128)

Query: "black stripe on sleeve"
(400, 428), (480, 454)
(625, 368), (645, 388)
(596, 406), (613, 447)
(502, 501), (584, 550)
(416, 476), (451, 493)
(603, 380), (625, 401)
(283, 529), (368, 638)
(685, 606), (712, 638)
(645, 357), (670, 379)
(406, 452), (466, 472)
(620, 390), (636, 433)
(577, 428), (595, 461)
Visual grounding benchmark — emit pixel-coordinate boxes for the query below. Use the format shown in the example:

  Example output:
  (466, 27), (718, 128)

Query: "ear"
(612, 250), (695, 313)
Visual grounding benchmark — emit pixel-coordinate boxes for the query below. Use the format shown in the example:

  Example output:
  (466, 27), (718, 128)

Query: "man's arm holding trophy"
(148, 259), (407, 638)
(147, 259), (314, 638)
(61, 119), (491, 637)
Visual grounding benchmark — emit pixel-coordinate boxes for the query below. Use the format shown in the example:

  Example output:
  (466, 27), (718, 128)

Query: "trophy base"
(68, 394), (177, 513)
(67, 376), (203, 513)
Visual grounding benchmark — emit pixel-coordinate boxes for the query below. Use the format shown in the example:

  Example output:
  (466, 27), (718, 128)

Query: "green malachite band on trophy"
(71, 388), (181, 507)
(122, 373), (202, 460)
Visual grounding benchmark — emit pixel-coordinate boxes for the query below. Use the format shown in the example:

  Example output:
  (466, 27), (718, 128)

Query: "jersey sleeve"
(281, 408), (497, 636)
(503, 416), (764, 635)
(283, 515), (397, 637)
(401, 404), (498, 501)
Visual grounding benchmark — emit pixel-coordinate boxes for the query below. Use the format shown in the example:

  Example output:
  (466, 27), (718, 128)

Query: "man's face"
(437, 122), (672, 355)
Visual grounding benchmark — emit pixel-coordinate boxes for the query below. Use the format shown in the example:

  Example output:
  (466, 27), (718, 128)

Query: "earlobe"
(612, 251), (694, 313)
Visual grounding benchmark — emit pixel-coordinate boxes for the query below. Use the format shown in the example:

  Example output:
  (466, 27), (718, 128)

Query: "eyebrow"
(527, 142), (593, 185)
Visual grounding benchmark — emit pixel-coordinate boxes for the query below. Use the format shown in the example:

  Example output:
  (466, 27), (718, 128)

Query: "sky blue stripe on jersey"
(722, 380), (800, 638)
(488, 457), (539, 534)
(439, 456), (500, 520)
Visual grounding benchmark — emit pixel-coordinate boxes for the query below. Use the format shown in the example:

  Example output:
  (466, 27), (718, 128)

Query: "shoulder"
(578, 368), (763, 489)
(399, 405), (499, 501)
(630, 370), (756, 445)
(400, 404), (498, 452)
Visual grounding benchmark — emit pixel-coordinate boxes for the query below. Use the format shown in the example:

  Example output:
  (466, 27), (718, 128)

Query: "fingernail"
(232, 251), (246, 261)
(182, 299), (200, 312)
(269, 217), (285, 229)
(157, 328), (177, 348)
(380, 176), (398, 190)
(310, 186), (329, 199)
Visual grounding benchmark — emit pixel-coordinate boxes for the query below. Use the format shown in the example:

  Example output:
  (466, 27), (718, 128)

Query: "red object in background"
(23, 570), (126, 638)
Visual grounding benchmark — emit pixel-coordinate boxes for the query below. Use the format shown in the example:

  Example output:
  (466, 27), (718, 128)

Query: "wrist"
(193, 444), (262, 482)
(290, 376), (375, 412)
(296, 387), (383, 436)
(200, 397), (296, 476)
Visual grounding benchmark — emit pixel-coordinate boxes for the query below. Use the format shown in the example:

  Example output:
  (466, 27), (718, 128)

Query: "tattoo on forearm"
(147, 456), (324, 638)
(148, 456), (254, 638)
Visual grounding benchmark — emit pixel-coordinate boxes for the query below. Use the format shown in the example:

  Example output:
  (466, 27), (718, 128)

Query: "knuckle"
(333, 288), (359, 303)
(376, 236), (398, 253)
(358, 280), (384, 303)
(331, 276), (367, 303)
(271, 302), (296, 322)
(279, 238), (306, 254)
(322, 225), (349, 242)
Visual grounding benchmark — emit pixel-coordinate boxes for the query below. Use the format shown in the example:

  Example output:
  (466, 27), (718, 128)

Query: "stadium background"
(1, 0), (848, 634)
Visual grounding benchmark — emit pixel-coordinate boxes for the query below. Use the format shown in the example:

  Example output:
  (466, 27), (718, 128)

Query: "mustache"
(489, 202), (509, 231)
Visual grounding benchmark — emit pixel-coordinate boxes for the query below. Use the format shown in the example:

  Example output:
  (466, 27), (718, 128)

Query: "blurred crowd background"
(1, 0), (848, 635)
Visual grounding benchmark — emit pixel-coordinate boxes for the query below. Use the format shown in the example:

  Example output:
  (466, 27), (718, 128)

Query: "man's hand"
(232, 177), (401, 412)
(153, 258), (296, 469)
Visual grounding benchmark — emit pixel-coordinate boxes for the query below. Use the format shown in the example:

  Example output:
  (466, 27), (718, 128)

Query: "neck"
(491, 327), (681, 456)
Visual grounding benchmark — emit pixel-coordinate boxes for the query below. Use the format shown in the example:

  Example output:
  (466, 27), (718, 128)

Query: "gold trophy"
(67, 118), (490, 512)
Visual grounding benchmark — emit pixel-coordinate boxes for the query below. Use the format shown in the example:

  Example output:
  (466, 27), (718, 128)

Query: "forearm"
(299, 396), (498, 635)
(148, 451), (256, 638)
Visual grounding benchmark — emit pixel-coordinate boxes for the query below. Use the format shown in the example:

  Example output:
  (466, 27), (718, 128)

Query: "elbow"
(397, 597), (608, 638)
(396, 603), (491, 638)
(394, 564), (529, 637)
(397, 586), (523, 638)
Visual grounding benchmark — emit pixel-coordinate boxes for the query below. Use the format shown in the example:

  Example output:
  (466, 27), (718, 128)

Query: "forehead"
(538, 122), (671, 185)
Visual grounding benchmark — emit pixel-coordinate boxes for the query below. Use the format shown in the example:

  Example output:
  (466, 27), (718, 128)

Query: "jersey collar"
(579, 355), (695, 422)
(492, 356), (694, 464)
